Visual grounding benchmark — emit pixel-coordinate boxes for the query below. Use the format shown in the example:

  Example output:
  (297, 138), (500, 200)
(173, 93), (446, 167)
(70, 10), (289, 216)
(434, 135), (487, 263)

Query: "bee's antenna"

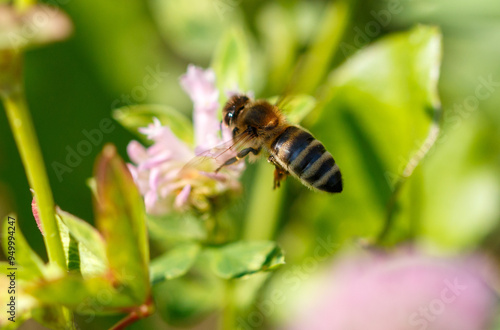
(219, 120), (223, 138)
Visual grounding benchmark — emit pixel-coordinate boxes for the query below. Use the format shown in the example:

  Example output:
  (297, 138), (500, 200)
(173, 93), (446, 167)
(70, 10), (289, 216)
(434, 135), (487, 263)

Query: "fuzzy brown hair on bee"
(219, 94), (342, 193)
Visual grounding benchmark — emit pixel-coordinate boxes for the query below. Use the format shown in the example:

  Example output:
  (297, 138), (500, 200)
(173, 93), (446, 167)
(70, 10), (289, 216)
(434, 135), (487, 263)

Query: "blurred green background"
(1, 0), (500, 328)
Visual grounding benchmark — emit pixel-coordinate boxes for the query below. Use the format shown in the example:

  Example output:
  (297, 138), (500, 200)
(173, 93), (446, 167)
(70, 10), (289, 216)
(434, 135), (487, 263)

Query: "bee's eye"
(224, 112), (233, 125)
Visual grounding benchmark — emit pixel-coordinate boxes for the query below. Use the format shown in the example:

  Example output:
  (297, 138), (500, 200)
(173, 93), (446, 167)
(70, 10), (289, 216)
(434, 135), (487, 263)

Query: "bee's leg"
(273, 166), (288, 189)
(268, 156), (288, 189)
(215, 147), (261, 172)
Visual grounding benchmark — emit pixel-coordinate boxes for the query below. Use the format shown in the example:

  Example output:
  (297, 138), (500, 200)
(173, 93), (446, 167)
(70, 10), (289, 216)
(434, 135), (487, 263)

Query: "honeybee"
(214, 94), (343, 193)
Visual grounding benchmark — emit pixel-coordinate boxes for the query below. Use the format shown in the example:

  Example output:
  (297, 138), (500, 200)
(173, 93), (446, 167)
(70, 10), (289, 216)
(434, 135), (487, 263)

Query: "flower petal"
(180, 65), (221, 151)
(127, 140), (148, 164)
(174, 184), (191, 209)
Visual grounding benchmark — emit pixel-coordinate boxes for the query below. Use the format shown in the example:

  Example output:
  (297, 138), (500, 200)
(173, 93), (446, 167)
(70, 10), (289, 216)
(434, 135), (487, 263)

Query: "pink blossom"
(127, 65), (244, 215)
(285, 248), (498, 330)
(180, 64), (221, 154)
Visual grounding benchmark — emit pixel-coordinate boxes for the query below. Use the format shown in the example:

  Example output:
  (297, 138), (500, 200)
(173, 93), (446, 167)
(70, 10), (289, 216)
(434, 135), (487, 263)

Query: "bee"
(215, 94), (342, 193)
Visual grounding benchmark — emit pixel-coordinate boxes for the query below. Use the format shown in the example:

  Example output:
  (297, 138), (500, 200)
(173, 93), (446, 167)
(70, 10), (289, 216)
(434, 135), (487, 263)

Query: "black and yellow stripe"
(270, 126), (342, 193)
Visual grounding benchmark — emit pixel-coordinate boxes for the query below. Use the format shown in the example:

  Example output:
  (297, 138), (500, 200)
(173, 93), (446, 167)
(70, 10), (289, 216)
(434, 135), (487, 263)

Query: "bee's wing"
(271, 57), (317, 124)
(268, 92), (316, 126)
(274, 93), (294, 112)
(180, 129), (256, 174)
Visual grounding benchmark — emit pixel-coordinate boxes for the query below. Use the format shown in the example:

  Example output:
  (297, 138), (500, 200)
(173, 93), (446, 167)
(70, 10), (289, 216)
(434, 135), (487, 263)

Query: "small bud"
(30, 189), (44, 236)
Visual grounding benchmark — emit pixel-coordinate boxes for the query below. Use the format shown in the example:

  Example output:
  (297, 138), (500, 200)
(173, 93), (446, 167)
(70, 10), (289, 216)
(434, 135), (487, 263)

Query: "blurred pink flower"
(285, 248), (498, 330)
(127, 65), (244, 215)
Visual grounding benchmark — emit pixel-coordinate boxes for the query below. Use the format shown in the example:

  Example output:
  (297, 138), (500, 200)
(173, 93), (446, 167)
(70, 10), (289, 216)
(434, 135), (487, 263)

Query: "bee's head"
(222, 94), (249, 127)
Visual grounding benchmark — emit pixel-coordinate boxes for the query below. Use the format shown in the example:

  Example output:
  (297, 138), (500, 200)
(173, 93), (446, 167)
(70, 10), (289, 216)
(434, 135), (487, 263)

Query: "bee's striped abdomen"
(270, 126), (342, 193)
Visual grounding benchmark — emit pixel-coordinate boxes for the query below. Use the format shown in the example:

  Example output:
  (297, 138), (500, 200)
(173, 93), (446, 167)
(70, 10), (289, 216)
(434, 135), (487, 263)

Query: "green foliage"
(56, 208), (107, 277)
(93, 144), (150, 304)
(1, 146), (153, 328)
(211, 27), (251, 103)
(57, 219), (79, 272)
(150, 243), (201, 284)
(290, 0), (352, 94)
(297, 25), (442, 245)
(150, 0), (233, 63)
(0, 216), (70, 330)
(207, 241), (285, 279)
(3, 0), (500, 329)
(153, 273), (223, 325)
(147, 213), (207, 243)
(2, 215), (44, 281)
(28, 275), (138, 309)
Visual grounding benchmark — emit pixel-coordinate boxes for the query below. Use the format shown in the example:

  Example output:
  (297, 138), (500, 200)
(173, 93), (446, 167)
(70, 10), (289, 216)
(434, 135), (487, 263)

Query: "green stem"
(221, 280), (236, 330)
(2, 88), (66, 270)
(219, 162), (284, 330)
(110, 303), (154, 330)
(243, 161), (284, 240)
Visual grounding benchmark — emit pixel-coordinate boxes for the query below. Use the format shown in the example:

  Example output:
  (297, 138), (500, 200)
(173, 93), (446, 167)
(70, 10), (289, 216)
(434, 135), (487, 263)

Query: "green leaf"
(302, 25), (442, 245)
(56, 214), (75, 272)
(77, 244), (107, 278)
(147, 213), (207, 243)
(113, 104), (193, 146)
(94, 144), (150, 304)
(31, 306), (75, 330)
(56, 208), (107, 277)
(207, 241), (285, 279)
(2, 215), (44, 281)
(211, 27), (251, 103)
(153, 273), (223, 325)
(421, 119), (500, 249)
(27, 275), (137, 310)
(56, 209), (106, 261)
(66, 234), (80, 273)
(0, 219), (74, 330)
(150, 243), (200, 284)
